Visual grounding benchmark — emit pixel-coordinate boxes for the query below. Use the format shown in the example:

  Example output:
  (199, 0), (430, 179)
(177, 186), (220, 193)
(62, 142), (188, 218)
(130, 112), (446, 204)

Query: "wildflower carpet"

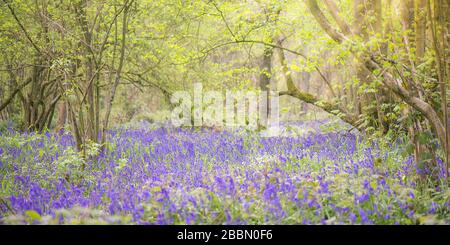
(0, 122), (448, 224)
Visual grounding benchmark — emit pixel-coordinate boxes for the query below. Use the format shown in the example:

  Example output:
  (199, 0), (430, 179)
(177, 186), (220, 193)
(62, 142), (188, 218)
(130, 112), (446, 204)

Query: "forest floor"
(0, 120), (449, 224)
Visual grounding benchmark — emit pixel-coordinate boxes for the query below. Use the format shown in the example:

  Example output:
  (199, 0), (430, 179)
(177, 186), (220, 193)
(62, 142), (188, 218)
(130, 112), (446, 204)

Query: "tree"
(304, 0), (448, 179)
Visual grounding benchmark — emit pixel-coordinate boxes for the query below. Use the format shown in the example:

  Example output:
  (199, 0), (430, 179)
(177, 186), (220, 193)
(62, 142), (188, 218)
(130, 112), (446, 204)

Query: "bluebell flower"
(349, 212), (357, 224)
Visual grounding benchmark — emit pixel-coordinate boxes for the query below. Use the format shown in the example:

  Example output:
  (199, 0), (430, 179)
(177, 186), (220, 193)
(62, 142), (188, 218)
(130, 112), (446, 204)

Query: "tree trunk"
(259, 45), (273, 127)
(55, 102), (67, 132)
(101, 0), (132, 145)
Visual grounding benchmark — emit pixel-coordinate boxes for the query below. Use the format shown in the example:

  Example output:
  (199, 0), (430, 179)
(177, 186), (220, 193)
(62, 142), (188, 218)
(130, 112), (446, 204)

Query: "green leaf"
(417, 132), (429, 145)
(25, 210), (42, 221)
(290, 64), (301, 72)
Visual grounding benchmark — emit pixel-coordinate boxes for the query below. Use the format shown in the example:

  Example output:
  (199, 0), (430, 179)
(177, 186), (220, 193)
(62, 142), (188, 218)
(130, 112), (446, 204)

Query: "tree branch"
(304, 0), (347, 43)
(279, 90), (356, 126)
(323, 0), (353, 36)
(0, 77), (32, 112)
(2, 0), (42, 54)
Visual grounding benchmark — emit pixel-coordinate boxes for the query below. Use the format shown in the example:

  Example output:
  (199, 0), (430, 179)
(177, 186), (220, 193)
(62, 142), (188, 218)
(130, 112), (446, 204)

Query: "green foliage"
(5, 207), (133, 225)
(0, 115), (23, 133)
(54, 147), (85, 183)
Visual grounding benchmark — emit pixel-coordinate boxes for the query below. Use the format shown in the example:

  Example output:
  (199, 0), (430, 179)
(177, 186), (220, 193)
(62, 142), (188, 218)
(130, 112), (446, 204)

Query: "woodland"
(0, 0), (448, 224)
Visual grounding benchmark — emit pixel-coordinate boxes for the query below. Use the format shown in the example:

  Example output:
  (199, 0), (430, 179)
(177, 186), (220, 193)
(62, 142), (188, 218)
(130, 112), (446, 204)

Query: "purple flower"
(359, 208), (369, 224)
(356, 193), (370, 204)
(349, 212), (357, 224)
(428, 202), (438, 214)
(408, 191), (415, 199)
